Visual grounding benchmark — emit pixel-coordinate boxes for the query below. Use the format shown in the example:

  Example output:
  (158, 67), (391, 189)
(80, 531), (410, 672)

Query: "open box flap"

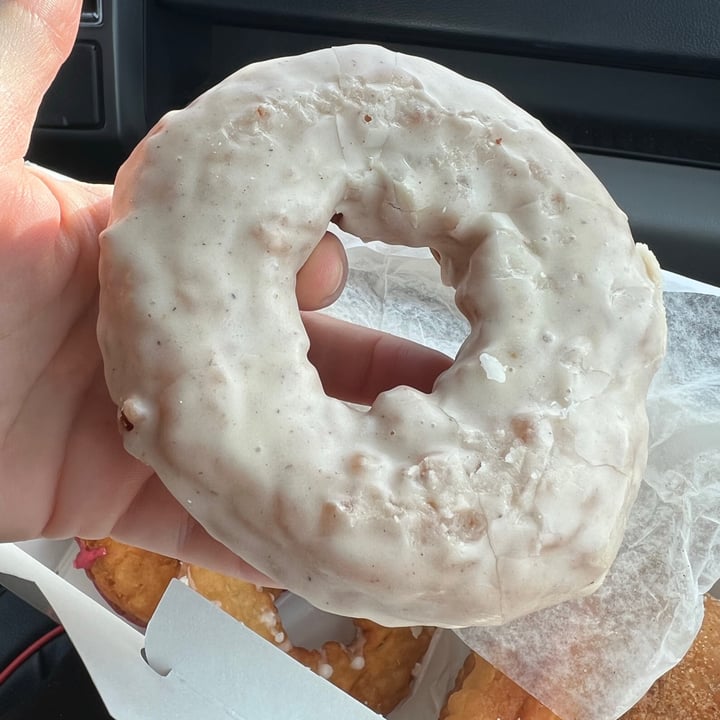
(0, 544), (382, 719)
(145, 580), (382, 719)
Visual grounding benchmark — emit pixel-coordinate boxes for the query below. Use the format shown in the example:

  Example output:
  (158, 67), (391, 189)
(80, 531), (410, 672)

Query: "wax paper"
(323, 234), (720, 720)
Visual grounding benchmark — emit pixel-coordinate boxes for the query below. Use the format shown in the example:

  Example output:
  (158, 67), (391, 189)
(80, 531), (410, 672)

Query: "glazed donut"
(76, 539), (433, 715)
(97, 45), (666, 627)
(75, 537), (181, 626)
(439, 595), (720, 720)
(440, 652), (558, 720)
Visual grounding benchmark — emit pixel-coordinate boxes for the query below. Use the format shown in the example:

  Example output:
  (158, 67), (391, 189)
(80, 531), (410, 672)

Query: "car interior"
(29, 0), (720, 283)
(3, 1), (719, 717)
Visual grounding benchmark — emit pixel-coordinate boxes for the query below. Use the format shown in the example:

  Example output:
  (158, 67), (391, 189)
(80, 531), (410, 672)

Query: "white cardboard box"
(0, 539), (469, 719)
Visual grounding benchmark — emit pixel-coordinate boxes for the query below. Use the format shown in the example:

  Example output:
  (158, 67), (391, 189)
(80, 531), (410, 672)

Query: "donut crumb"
(119, 410), (134, 432)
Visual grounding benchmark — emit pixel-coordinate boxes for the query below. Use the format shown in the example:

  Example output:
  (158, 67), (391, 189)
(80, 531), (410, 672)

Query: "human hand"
(0, 0), (451, 579)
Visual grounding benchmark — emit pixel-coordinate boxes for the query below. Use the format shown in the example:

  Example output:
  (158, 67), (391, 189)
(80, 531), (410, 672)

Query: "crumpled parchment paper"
(323, 234), (720, 720)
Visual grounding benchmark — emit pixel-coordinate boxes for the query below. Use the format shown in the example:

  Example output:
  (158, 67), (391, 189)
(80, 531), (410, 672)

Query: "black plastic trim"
(581, 154), (720, 286)
(159, 0), (720, 77)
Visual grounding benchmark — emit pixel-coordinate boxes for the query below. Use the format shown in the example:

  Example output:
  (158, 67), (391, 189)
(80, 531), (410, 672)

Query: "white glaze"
(97, 45), (666, 627)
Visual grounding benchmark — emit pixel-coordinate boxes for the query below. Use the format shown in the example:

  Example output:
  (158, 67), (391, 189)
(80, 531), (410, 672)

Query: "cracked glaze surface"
(97, 45), (666, 627)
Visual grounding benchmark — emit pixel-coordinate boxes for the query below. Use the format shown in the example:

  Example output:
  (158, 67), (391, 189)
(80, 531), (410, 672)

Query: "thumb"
(0, 0), (82, 166)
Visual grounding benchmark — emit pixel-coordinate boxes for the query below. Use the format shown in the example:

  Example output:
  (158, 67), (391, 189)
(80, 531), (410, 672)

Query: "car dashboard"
(29, 0), (720, 284)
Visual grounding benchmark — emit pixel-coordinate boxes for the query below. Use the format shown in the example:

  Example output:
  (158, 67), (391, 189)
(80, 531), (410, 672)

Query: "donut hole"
(324, 226), (466, 358)
(303, 224), (464, 404)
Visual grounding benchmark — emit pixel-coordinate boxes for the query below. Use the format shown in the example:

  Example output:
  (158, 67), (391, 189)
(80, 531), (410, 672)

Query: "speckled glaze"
(97, 45), (666, 627)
